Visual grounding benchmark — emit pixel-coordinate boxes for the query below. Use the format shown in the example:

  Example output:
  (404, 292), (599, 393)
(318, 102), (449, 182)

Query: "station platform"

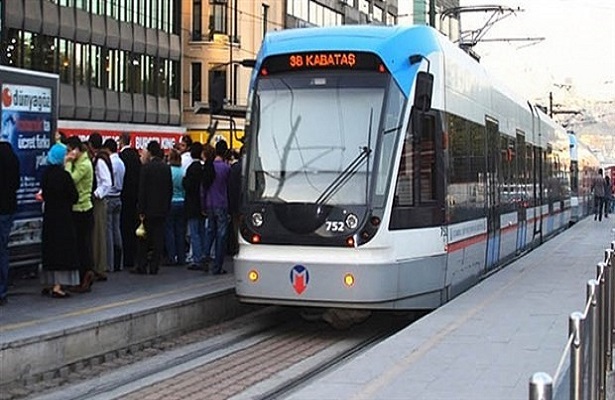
(287, 216), (615, 400)
(0, 258), (241, 387)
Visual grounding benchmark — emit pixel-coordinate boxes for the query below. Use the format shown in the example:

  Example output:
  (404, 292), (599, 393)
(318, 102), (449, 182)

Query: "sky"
(400, 0), (615, 103)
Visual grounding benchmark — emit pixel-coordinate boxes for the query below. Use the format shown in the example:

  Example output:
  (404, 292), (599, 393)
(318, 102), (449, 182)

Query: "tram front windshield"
(247, 71), (388, 206)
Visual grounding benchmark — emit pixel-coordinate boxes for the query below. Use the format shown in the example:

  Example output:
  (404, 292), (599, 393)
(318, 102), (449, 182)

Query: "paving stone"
(42, 371), (56, 381)
(103, 352), (116, 363)
(58, 366), (71, 379)
(0, 391), (14, 400)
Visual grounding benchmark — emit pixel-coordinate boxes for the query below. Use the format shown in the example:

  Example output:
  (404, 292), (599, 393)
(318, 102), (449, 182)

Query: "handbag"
(136, 215), (146, 238)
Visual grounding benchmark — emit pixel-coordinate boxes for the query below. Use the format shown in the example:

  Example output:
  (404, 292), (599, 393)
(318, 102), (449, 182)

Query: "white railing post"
(570, 311), (584, 400)
(588, 279), (600, 400)
(606, 249), (615, 372)
(597, 262), (607, 400)
(529, 372), (553, 400)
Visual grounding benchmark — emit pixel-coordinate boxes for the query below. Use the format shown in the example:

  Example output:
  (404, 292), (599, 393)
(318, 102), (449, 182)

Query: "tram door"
(533, 146), (544, 244)
(516, 132), (528, 253)
(485, 119), (501, 271)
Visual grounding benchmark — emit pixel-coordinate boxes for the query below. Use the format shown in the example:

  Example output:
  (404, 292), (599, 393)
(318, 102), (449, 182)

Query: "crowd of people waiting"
(0, 131), (240, 303)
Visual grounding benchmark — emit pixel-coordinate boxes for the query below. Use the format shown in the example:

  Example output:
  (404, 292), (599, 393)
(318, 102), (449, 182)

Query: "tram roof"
(257, 25), (443, 93)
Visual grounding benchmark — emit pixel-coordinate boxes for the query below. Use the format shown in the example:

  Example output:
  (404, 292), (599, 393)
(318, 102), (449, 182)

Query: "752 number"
(325, 221), (345, 232)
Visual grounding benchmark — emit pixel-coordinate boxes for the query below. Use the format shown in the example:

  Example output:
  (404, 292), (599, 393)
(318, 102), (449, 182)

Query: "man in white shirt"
(88, 132), (113, 280)
(103, 138), (126, 271)
(179, 134), (193, 174)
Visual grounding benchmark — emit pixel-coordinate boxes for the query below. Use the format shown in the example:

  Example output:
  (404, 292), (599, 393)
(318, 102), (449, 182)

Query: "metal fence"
(529, 242), (615, 400)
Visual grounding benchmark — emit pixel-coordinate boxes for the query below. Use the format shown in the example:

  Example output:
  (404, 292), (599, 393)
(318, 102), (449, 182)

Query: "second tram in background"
(234, 25), (599, 324)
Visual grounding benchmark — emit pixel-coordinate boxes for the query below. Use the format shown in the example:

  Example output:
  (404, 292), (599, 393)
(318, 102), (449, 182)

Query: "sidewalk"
(1, 260), (234, 328)
(287, 217), (615, 400)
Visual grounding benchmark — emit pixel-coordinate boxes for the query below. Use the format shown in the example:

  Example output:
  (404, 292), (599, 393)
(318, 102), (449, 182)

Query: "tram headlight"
(251, 212), (263, 227)
(345, 213), (359, 230)
(248, 269), (259, 282)
(343, 273), (355, 287)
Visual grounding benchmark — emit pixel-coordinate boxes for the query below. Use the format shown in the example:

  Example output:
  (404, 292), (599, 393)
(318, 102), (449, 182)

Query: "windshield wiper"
(273, 115), (301, 198)
(315, 146), (371, 206)
(316, 109), (374, 206)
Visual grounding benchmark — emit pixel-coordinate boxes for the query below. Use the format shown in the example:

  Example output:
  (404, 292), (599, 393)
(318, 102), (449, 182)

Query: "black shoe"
(0, 297), (7, 306)
(51, 290), (71, 298)
(129, 267), (147, 275)
(94, 272), (108, 281)
(212, 269), (227, 275)
(187, 263), (203, 271)
(149, 268), (159, 275)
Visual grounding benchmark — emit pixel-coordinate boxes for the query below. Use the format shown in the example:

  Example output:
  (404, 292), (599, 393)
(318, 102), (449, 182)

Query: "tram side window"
(393, 130), (414, 206)
(500, 135), (517, 213)
(516, 132), (526, 205)
(419, 116), (437, 203)
(446, 114), (484, 223)
(390, 111), (444, 229)
(533, 146), (542, 205)
(526, 143), (534, 206)
(392, 115), (436, 207)
(570, 160), (579, 194)
(544, 146), (552, 206)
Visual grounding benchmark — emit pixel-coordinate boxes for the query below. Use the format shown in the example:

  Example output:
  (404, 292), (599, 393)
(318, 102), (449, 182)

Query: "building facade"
(182, 0), (285, 147)
(286, 0), (398, 28)
(404, 0), (460, 41)
(183, 0), (399, 147)
(0, 0), (185, 145)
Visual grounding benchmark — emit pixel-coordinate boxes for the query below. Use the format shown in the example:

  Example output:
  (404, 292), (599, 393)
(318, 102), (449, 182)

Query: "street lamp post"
(201, 59), (256, 148)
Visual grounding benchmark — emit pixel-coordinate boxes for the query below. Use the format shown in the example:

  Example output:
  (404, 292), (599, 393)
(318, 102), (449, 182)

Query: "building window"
(208, 68), (226, 110)
(387, 12), (396, 25)
(373, 6), (382, 22)
(193, 0), (202, 40)
(118, 50), (127, 92)
(118, 0), (131, 22)
(209, 2), (227, 39)
(170, 60), (180, 99)
(359, 0), (369, 14)
(147, 56), (157, 95)
(58, 39), (73, 84)
(24, 33), (56, 73)
(105, 49), (121, 91)
(157, 59), (168, 97)
(133, 54), (145, 94)
(74, 42), (86, 85)
(75, 0), (88, 12)
(191, 62), (202, 105)
(90, 46), (103, 88)
(262, 3), (269, 38)
(232, 63), (238, 105)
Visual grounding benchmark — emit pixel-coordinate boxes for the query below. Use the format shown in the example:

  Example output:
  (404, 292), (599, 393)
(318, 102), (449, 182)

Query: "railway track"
(22, 308), (414, 400)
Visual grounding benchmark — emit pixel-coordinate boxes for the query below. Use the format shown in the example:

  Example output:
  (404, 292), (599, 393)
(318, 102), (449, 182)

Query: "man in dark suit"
(0, 139), (20, 305)
(118, 132), (141, 270)
(132, 140), (172, 275)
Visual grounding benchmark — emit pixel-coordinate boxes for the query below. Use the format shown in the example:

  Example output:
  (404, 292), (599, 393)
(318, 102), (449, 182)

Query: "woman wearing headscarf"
(40, 143), (80, 298)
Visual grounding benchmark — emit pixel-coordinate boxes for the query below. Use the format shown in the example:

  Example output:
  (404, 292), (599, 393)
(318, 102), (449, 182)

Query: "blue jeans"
(0, 214), (15, 300)
(106, 197), (123, 270)
(165, 202), (186, 265)
(203, 207), (229, 273)
(187, 216), (206, 265)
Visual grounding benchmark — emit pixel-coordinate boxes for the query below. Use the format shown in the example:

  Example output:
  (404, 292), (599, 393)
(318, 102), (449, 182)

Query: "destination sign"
(261, 51), (383, 74)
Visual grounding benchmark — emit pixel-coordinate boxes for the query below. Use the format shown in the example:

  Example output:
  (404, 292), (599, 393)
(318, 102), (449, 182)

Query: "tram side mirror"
(414, 71), (434, 112)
